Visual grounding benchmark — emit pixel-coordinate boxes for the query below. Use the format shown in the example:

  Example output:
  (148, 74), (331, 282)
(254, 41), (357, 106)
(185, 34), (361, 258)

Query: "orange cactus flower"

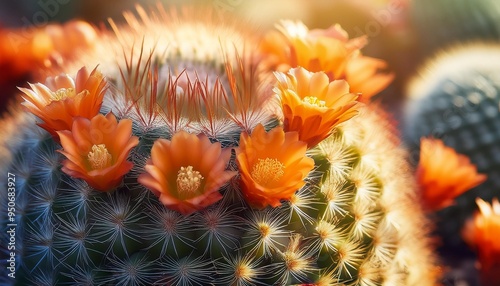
(45, 20), (97, 62)
(260, 20), (393, 101)
(0, 21), (97, 112)
(19, 66), (107, 138)
(462, 198), (500, 285)
(417, 138), (487, 211)
(0, 20), (96, 74)
(138, 131), (236, 215)
(274, 67), (360, 148)
(57, 113), (139, 191)
(236, 124), (314, 209)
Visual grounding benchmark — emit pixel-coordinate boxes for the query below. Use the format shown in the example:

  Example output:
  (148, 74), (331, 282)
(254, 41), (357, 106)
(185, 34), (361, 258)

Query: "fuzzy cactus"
(1, 5), (437, 286)
(404, 43), (500, 252)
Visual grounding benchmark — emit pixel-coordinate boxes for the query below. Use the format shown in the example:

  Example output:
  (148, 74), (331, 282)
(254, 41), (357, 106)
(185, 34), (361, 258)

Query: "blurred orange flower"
(274, 67), (360, 148)
(236, 124), (314, 209)
(138, 131), (236, 215)
(19, 66), (107, 138)
(0, 20), (96, 71)
(45, 20), (98, 62)
(0, 26), (52, 79)
(260, 20), (393, 101)
(417, 138), (487, 211)
(0, 21), (97, 108)
(57, 113), (139, 191)
(463, 198), (500, 284)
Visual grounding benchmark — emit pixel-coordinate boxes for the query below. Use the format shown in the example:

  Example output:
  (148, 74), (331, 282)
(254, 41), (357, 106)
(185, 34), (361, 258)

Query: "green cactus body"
(412, 0), (500, 55)
(404, 43), (500, 252)
(1, 6), (436, 286)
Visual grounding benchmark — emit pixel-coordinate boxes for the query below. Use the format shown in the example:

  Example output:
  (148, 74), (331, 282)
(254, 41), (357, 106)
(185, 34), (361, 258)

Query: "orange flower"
(260, 20), (393, 101)
(138, 131), (236, 215)
(0, 21), (96, 74)
(19, 66), (107, 138)
(45, 20), (97, 61)
(1, 21), (97, 111)
(417, 138), (487, 211)
(236, 124), (314, 209)
(0, 26), (52, 78)
(57, 113), (139, 191)
(274, 67), (360, 148)
(462, 198), (500, 284)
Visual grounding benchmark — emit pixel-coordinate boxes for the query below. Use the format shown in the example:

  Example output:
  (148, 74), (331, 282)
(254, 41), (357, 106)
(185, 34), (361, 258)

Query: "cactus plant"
(404, 43), (500, 252)
(1, 5), (437, 286)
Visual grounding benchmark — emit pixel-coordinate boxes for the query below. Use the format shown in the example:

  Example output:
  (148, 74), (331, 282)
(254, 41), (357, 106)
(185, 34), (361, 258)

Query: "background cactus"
(1, 5), (437, 285)
(404, 43), (500, 253)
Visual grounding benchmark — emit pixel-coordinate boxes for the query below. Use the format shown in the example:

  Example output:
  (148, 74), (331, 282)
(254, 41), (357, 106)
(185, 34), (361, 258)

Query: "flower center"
(87, 144), (113, 170)
(258, 223), (271, 238)
(303, 96), (326, 107)
(251, 158), (285, 186)
(50, 88), (76, 102)
(176, 166), (204, 195)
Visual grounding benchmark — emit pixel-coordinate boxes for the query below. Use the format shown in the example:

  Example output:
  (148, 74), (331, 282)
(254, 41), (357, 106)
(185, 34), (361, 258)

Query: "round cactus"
(404, 43), (500, 252)
(1, 5), (437, 286)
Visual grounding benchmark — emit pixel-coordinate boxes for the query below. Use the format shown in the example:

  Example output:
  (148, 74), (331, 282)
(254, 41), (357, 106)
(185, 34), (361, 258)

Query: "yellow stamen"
(50, 88), (76, 102)
(303, 96), (326, 107)
(87, 144), (112, 170)
(177, 166), (203, 194)
(251, 158), (285, 186)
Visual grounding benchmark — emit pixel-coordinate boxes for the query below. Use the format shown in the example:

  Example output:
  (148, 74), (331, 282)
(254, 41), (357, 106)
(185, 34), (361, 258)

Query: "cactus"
(1, 5), (437, 286)
(412, 0), (500, 54)
(404, 43), (500, 252)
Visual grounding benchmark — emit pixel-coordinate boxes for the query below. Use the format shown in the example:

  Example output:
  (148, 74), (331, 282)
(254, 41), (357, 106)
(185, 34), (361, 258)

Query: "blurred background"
(2, 1), (500, 285)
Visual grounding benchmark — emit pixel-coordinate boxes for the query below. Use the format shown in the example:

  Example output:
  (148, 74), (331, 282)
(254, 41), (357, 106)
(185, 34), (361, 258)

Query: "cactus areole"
(0, 5), (437, 286)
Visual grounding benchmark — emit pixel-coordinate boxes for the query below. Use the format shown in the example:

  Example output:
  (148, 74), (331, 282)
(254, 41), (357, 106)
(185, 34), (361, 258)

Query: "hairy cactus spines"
(101, 33), (273, 149)
(317, 105), (437, 286)
(404, 43), (500, 251)
(1, 5), (437, 286)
